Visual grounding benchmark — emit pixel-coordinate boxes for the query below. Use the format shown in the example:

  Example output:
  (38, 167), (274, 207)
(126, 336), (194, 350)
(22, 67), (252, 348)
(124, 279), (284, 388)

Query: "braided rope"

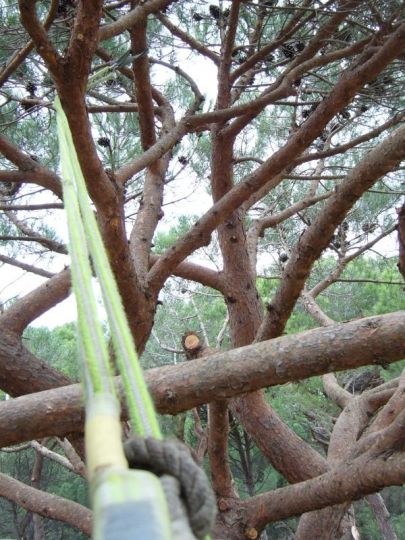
(124, 436), (217, 539)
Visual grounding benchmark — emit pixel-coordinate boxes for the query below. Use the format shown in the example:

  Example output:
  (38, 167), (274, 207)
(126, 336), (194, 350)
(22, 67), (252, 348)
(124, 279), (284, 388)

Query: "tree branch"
(17, 0), (61, 75)
(0, 472), (92, 535)
(29, 440), (83, 476)
(0, 254), (54, 278)
(148, 23), (405, 292)
(1, 311), (404, 446)
(0, 0), (59, 87)
(99, 0), (174, 41)
(0, 137), (62, 197)
(156, 12), (220, 64)
(257, 119), (405, 341)
(0, 268), (71, 334)
(243, 450), (405, 532)
(4, 211), (67, 254)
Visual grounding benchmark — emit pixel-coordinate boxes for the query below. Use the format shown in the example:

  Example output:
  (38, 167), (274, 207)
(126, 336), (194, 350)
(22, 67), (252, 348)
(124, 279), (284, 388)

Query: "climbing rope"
(54, 93), (216, 539)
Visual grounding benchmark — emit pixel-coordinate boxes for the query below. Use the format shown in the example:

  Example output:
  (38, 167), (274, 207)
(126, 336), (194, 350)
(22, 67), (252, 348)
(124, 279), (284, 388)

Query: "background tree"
(0, 1), (405, 538)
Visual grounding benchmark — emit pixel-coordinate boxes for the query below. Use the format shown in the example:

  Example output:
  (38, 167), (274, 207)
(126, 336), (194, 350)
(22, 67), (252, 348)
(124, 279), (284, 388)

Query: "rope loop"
(124, 436), (217, 539)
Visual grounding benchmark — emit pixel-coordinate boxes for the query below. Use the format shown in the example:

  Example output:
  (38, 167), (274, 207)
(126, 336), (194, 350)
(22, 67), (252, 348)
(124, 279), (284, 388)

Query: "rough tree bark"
(0, 2), (404, 538)
(0, 472), (92, 535)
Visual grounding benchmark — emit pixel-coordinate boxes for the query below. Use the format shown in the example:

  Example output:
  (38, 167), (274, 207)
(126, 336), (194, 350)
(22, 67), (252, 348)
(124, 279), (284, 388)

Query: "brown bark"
(0, 135), (62, 196)
(18, 0), (157, 352)
(208, 399), (238, 499)
(31, 449), (45, 540)
(183, 333), (236, 498)
(3, 4), (405, 538)
(128, 83), (173, 285)
(0, 268), (71, 334)
(232, 392), (327, 483)
(258, 120), (405, 341)
(99, 0), (174, 42)
(0, 472), (92, 535)
(0, 254), (54, 278)
(296, 294), (399, 539)
(1, 311), (404, 448)
(242, 450), (405, 533)
(294, 391), (379, 540)
(0, 329), (71, 397)
(148, 23), (405, 296)
(397, 201), (405, 280)
(366, 493), (397, 540)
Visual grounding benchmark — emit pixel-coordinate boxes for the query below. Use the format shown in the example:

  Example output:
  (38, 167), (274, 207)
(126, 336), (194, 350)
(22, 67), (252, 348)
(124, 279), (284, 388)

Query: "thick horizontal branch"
(0, 311), (404, 447)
